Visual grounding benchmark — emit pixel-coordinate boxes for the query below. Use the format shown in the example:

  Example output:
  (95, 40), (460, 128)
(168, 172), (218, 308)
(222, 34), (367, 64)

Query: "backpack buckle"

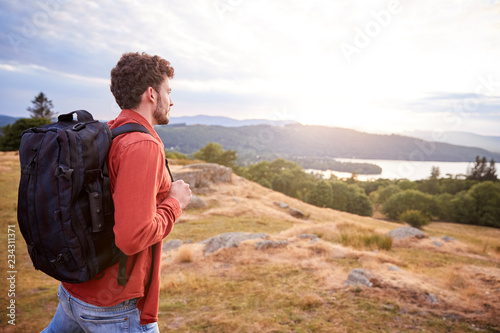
(72, 123), (86, 131)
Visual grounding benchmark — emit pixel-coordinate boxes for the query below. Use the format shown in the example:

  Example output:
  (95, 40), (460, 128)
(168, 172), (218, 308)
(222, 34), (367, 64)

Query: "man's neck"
(132, 105), (156, 127)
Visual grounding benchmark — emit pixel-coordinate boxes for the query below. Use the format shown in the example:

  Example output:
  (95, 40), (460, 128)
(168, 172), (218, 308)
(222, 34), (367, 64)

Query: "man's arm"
(111, 140), (183, 256)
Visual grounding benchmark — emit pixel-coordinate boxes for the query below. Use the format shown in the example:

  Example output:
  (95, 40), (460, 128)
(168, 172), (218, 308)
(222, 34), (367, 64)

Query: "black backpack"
(17, 110), (155, 284)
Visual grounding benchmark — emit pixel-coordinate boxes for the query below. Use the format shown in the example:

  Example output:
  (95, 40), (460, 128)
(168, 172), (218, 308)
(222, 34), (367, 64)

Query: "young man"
(43, 52), (192, 332)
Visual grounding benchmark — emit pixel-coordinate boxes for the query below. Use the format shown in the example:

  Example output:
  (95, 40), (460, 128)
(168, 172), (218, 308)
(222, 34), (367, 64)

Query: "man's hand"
(167, 180), (192, 209)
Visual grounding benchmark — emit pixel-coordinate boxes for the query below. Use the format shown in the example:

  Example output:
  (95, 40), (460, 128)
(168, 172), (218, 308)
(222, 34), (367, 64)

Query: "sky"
(0, 0), (499, 136)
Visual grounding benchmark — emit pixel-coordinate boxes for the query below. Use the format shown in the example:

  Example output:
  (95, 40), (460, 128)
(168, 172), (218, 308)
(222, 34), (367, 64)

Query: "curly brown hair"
(110, 52), (174, 109)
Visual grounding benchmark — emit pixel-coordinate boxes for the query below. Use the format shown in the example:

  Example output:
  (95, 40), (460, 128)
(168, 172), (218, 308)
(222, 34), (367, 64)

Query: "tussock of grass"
(175, 246), (194, 263)
(280, 221), (393, 251)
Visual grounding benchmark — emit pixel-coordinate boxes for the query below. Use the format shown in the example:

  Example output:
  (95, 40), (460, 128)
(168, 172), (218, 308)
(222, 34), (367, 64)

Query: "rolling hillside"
(2, 152), (499, 332)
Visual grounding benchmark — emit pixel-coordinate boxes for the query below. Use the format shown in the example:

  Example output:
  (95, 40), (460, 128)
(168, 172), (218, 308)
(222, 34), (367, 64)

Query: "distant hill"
(156, 123), (500, 163)
(403, 130), (500, 153)
(0, 114), (19, 127)
(169, 115), (298, 127)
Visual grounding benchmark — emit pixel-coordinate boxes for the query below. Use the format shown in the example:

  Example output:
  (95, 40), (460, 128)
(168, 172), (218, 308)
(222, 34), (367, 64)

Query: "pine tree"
(27, 92), (56, 119)
(467, 156), (497, 182)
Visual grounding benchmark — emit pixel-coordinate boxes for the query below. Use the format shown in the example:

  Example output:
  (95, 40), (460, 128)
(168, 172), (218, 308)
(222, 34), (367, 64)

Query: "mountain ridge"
(402, 130), (500, 153)
(1, 113), (498, 162)
(156, 123), (500, 163)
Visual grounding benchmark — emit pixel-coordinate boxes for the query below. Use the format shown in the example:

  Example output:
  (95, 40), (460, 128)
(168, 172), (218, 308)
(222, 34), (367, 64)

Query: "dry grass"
(2, 152), (500, 332)
(175, 245), (194, 263)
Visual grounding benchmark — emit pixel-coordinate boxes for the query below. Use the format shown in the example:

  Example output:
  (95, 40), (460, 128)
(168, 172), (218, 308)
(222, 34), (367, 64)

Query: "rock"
(299, 234), (319, 240)
(386, 227), (427, 240)
(388, 265), (402, 271)
(426, 293), (439, 304)
(273, 201), (289, 209)
(289, 207), (306, 219)
(432, 241), (444, 247)
(344, 269), (373, 288)
(185, 195), (208, 210)
(163, 239), (183, 252)
(299, 234), (319, 244)
(255, 240), (289, 250)
(200, 232), (268, 255)
(441, 236), (457, 242)
(172, 163), (232, 189)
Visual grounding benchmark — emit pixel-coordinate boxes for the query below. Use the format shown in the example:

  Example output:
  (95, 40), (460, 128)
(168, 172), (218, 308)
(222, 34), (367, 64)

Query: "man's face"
(153, 78), (173, 125)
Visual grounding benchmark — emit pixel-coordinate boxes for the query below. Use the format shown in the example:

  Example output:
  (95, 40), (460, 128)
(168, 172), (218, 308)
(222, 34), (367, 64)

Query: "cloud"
(0, 0), (499, 135)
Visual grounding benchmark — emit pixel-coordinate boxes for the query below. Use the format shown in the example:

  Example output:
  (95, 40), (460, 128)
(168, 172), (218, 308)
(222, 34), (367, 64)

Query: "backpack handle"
(58, 110), (94, 122)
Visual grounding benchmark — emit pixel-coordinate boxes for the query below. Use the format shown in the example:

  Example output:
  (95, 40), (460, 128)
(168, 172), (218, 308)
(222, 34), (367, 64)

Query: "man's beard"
(153, 95), (170, 125)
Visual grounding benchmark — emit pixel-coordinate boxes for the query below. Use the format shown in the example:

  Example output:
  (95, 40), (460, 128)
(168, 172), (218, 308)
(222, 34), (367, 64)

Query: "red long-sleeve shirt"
(63, 109), (182, 324)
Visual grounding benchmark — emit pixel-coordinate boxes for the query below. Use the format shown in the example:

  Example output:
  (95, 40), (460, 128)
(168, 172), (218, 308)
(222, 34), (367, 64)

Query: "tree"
(376, 185), (402, 206)
(430, 166), (440, 179)
(382, 190), (436, 220)
(329, 181), (350, 211)
(467, 156), (497, 182)
(449, 191), (477, 224)
(468, 181), (500, 227)
(27, 92), (57, 119)
(308, 180), (332, 208)
(346, 184), (373, 217)
(0, 118), (51, 151)
(193, 142), (237, 167)
(434, 193), (454, 221)
(246, 161), (272, 184)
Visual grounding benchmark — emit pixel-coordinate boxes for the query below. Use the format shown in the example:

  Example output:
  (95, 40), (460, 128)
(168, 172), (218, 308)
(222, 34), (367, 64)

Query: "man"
(43, 52), (192, 332)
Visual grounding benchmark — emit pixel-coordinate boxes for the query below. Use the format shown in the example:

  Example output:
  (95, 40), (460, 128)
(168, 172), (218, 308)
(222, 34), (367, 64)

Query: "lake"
(306, 158), (474, 181)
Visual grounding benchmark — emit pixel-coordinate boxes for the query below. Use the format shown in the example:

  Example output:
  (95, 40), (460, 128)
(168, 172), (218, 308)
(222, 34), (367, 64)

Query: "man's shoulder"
(113, 130), (161, 151)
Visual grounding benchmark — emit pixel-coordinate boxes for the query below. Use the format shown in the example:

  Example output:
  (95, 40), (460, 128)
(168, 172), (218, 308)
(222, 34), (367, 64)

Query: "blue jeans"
(42, 284), (159, 333)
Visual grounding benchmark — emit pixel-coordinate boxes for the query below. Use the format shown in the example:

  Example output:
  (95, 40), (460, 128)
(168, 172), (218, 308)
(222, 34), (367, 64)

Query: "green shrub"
(449, 191), (477, 224)
(308, 180), (332, 208)
(434, 193), (454, 221)
(346, 188), (373, 217)
(467, 181), (500, 228)
(165, 150), (188, 159)
(376, 185), (402, 205)
(399, 209), (429, 229)
(0, 117), (51, 151)
(382, 190), (436, 220)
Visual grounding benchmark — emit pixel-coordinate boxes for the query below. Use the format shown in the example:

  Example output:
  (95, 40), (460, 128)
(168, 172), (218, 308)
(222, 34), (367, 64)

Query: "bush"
(0, 117), (51, 151)
(382, 190), (436, 220)
(329, 181), (350, 211)
(399, 210), (429, 229)
(467, 181), (500, 227)
(376, 185), (402, 205)
(308, 180), (332, 208)
(346, 187), (373, 217)
(449, 191), (477, 224)
(193, 142), (237, 167)
(434, 193), (454, 221)
(165, 150), (188, 159)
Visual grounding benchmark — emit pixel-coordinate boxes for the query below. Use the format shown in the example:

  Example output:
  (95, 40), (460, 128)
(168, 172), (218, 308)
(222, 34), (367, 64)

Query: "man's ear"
(143, 87), (156, 103)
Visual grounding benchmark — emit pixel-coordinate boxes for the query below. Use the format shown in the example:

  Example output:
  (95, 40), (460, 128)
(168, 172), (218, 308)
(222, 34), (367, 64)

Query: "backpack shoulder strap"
(111, 123), (152, 139)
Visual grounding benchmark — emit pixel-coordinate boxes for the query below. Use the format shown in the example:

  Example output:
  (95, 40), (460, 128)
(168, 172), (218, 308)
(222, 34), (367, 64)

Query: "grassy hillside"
(1, 152), (499, 332)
